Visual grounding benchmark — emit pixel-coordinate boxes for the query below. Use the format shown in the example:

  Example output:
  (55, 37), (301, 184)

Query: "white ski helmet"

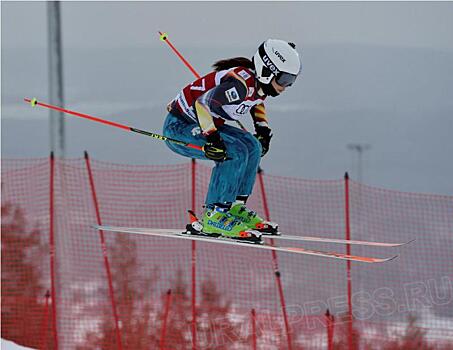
(253, 39), (301, 87)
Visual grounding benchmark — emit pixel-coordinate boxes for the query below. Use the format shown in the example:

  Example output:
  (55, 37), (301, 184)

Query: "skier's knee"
(226, 142), (248, 163)
(244, 133), (262, 161)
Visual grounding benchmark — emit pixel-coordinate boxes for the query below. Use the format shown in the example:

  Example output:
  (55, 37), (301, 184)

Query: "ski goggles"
(275, 71), (298, 87)
(260, 66), (299, 87)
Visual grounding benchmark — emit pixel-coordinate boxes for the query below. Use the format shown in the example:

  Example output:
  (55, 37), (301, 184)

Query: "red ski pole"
(159, 31), (201, 79)
(23, 98), (203, 151)
(158, 31), (248, 132)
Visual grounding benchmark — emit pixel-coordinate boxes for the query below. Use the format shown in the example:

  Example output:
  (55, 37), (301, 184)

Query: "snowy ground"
(1, 339), (34, 350)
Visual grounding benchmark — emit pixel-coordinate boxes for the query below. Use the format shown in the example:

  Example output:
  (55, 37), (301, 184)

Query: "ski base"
(184, 222), (263, 245)
(94, 225), (397, 263)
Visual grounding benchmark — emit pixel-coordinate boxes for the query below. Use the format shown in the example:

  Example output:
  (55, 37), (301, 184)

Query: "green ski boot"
(228, 202), (280, 235)
(185, 207), (262, 244)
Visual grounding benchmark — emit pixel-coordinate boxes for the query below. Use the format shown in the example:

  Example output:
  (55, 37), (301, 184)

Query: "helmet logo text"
(272, 49), (286, 63)
(262, 54), (280, 75)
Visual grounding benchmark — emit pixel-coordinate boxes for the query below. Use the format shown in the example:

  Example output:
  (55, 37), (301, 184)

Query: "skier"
(163, 39), (301, 242)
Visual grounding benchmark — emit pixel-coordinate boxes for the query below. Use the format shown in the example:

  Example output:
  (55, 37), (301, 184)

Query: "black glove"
(254, 126), (273, 157)
(203, 131), (227, 161)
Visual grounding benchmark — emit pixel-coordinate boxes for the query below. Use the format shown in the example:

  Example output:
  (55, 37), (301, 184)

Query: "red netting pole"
(49, 152), (59, 350)
(191, 159), (198, 350)
(192, 159), (196, 212)
(326, 309), (335, 350)
(159, 289), (172, 350)
(39, 290), (51, 350)
(344, 173), (354, 350)
(251, 309), (257, 350)
(257, 168), (293, 350)
(84, 151), (123, 350)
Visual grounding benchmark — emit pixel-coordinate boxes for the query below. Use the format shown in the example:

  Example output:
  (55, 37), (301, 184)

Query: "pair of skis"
(94, 224), (413, 264)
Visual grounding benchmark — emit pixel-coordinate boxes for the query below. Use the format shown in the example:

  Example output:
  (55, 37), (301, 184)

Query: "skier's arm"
(194, 100), (216, 134)
(194, 76), (248, 135)
(251, 103), (270, 129)
(251, 103), (273, 157)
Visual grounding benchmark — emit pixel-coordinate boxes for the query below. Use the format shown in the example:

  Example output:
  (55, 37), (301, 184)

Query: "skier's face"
(271, 78), (286, 95)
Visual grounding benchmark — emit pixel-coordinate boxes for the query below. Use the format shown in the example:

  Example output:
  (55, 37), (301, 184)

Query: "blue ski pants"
(163, 112), (262, 205)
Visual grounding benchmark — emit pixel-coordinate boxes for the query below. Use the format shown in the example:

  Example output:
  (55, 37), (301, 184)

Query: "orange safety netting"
(1, 156), (452, 350)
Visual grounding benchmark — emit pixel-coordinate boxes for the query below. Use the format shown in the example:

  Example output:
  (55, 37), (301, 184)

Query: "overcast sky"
(2, 1), (453, 194)
(2, 1), (453, 50)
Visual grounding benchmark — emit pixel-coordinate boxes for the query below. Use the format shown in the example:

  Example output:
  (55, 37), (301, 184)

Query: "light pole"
(48, 1), (65, 157)
(346, 143), (371, 318)
(347, 143), (371, 184)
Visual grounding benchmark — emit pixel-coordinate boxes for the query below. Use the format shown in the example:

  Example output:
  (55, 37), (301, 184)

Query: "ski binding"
(183, 210), (263, 244)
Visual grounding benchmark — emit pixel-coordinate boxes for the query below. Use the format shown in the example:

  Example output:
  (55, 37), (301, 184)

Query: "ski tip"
(386, 255), (399, 262)
(354, 254), (399, 263)
(363, 255), (399, 263)
(391, 238), (415, 247)
(402, 238), (416, 246)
